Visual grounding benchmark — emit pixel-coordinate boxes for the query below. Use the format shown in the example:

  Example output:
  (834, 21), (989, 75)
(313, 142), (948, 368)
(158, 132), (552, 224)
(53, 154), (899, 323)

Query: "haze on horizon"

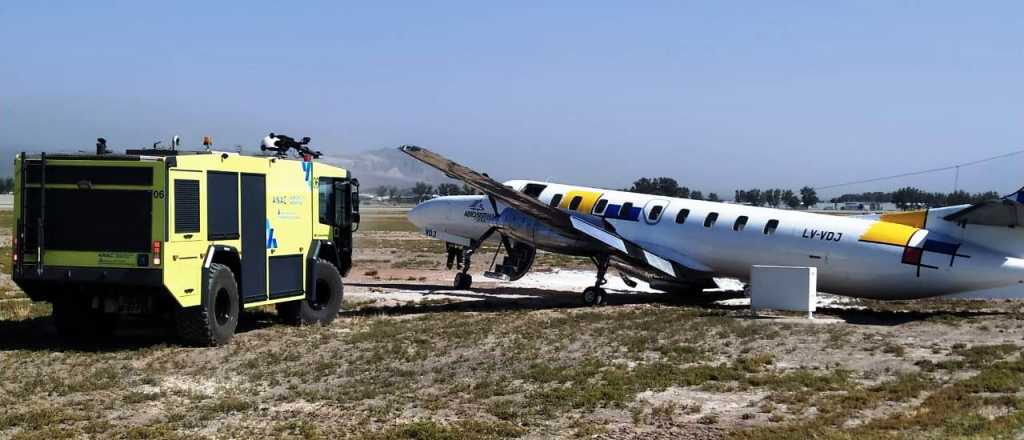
(2, 1), (1022, 199)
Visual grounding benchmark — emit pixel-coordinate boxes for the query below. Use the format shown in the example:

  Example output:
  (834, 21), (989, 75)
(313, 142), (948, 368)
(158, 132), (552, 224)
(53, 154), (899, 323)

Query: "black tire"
(277, 259), (343, 326)
(175, 263), (240, 346)
(453, 272), (472, 289)
(582, 286), (606, 306)
(52, 294), (117, 345)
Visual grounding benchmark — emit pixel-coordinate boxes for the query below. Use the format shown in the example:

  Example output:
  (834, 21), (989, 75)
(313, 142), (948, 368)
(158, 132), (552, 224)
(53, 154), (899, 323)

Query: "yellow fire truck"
(12, 137), (359, 346)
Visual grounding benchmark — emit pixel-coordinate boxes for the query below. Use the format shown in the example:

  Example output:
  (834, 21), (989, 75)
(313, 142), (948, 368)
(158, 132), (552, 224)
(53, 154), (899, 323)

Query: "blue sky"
(2, 1), (1022, 197)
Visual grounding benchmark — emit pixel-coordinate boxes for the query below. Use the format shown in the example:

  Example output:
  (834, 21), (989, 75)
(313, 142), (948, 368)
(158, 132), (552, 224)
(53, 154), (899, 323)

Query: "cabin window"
(620, 202), (634, 219)
(764, 219), (780, 235)
(550, 194), (563, 207)
(675, 209), (690, 224)
(568, 196), (583, 211)
(704, 212), (718, 228)
(648, 205), (664, 221)
(523, 183), (547, 198)
(734, 216), (748, 231)
(593, 199), (608, 215)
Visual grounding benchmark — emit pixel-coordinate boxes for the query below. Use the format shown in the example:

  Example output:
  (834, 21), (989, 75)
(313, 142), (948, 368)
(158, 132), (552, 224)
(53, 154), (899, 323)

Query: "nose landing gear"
(452, 246), (475, 290)
(582, 255), (610, 306)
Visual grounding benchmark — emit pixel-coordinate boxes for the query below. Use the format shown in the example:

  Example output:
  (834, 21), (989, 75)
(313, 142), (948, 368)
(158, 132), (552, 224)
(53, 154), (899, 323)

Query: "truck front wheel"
(277, 259), (343, 325)
(175, 263), (240, 346)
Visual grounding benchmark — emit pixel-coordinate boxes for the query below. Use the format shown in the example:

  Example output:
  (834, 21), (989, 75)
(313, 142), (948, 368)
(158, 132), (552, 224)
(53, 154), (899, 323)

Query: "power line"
(813, 149), (1024, 191)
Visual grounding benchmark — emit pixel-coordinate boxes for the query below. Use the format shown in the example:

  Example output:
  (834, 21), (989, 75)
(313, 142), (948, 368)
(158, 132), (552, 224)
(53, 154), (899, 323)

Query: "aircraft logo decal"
(859, 221), (969, 276)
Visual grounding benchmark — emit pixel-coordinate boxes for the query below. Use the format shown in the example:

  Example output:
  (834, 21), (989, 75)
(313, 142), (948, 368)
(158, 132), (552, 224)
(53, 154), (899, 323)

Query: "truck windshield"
(318, 179), (333, 225)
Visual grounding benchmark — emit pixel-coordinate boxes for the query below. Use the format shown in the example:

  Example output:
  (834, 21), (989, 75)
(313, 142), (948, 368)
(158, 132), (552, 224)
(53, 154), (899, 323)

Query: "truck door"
(240, 173), (267, 302)
(166, 169), (206, 305)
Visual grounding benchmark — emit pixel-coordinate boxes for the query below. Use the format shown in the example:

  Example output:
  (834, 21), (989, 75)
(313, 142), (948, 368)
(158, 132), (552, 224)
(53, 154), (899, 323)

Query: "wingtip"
(399, 144), (422, 153)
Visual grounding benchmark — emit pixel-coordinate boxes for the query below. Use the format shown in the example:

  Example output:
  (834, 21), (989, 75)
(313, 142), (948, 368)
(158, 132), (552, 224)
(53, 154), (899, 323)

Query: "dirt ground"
(1, 208), (1024, 439)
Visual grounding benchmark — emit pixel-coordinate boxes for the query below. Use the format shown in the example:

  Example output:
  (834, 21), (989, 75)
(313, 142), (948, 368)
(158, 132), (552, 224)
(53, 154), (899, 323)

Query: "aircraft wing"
(943, 188), (1024, 227)
(399, 145), (572, 229)
(399, 145), (712, 278)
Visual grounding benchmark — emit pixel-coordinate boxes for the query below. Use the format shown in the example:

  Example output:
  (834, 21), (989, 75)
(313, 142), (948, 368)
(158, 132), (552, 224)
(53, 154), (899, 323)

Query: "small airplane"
(400, 145), (1024, 305)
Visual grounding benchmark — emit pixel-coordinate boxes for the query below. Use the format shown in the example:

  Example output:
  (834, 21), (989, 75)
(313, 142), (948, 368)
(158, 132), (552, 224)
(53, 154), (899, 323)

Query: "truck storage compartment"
(23, 188), (153, 253)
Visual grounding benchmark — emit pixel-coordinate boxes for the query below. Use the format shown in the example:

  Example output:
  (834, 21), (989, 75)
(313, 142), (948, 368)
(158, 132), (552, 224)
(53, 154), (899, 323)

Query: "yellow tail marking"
(860, 221), (918, 246)
(559, 189), (603, 213)
(879, 210), (928, 228)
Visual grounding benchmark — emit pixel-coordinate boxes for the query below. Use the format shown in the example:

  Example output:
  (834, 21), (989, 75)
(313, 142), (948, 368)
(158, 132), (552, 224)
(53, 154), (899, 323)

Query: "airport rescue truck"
(11, 143), (359, 346)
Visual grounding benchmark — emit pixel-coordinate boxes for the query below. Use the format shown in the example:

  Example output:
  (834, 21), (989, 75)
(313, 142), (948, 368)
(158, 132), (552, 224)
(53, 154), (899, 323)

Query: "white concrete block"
(750, 266), (817, 315)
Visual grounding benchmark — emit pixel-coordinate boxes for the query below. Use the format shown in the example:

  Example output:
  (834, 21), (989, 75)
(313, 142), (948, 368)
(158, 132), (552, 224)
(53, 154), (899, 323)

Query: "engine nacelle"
(495, 209), (602, 256)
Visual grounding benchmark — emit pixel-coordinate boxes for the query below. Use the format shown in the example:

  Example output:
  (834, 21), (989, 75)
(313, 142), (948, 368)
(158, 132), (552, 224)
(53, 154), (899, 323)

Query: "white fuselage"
(409, 180), (1024, 299)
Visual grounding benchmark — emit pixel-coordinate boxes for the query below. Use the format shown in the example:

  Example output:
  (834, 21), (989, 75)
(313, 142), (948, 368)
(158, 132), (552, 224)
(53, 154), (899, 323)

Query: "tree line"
(373, 182), (477, 202)
(625, 177), (821, 208)
(829, 187), (1001, 210)
(374, 177), (1004, 210)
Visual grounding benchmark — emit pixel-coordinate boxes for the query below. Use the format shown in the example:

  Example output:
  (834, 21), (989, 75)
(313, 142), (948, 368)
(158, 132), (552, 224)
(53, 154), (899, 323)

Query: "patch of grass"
(359, 419), (525, 440)
(952, 343), (1019, 368)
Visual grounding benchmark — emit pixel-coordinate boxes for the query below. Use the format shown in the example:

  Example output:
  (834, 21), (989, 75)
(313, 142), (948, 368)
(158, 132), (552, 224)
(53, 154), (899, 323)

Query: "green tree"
(436, 183), (462, 196)
(411, 182), (434, 202)
(707, 192), (720, 202)
(799, 186), (819, 208)
(628, 177), (689, 197)
(690, 190), (704, 200)
(782, 190), (800, 209)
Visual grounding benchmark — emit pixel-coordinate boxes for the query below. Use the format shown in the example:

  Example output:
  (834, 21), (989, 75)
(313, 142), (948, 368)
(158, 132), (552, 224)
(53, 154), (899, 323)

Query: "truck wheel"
(52, 295), (117, 345)
(277, 259), (343, 326)
(175, 263), (240, 346)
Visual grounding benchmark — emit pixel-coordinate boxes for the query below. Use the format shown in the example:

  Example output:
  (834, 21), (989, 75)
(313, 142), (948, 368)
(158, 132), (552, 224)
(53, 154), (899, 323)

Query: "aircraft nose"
(407, 198), (443, 229)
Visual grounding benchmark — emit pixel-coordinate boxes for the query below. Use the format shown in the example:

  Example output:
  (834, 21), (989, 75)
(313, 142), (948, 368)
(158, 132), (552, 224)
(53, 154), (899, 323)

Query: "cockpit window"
(593, 199), (608, 215)
(764, 219), (780, 235)
(550, 194), (563, 207)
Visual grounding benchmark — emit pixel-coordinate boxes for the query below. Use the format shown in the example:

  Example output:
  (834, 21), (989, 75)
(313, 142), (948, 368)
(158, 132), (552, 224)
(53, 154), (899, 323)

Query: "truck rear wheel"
(175, 263), (240, 346)
(276, 259), (343, 326)
(53, 294), (117, 345)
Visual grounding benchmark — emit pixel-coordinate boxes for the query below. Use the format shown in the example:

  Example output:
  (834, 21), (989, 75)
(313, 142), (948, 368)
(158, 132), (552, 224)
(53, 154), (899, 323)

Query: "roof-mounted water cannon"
(260, 133), (322, 159)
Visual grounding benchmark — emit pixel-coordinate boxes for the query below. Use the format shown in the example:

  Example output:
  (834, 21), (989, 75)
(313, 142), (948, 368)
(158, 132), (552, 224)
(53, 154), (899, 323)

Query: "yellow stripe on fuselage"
(879, 210), (928, 228)
(559, 189), (603, 213)
(860, 221), (918, 247)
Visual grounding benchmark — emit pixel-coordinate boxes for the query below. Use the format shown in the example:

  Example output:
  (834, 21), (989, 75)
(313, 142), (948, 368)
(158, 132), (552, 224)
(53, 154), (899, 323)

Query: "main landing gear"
(582, 256), (610, 306)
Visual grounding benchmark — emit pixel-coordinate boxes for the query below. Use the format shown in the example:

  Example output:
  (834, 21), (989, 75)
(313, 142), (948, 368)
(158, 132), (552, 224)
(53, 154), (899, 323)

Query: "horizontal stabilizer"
(944, 187), (1024, 227)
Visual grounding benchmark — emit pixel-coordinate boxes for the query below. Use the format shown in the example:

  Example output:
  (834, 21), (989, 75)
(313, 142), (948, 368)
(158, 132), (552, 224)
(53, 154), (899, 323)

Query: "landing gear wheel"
(175, 263), (240, 346)
(52, 294), (117, 346)
(277, 259), (344, 326)
(454, 272), (473, 290)
(582, 286), (606, 306)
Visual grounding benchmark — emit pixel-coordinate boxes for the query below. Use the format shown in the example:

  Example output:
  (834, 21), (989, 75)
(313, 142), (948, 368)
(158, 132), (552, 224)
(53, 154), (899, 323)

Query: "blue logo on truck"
(266, 219), (279, 249)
